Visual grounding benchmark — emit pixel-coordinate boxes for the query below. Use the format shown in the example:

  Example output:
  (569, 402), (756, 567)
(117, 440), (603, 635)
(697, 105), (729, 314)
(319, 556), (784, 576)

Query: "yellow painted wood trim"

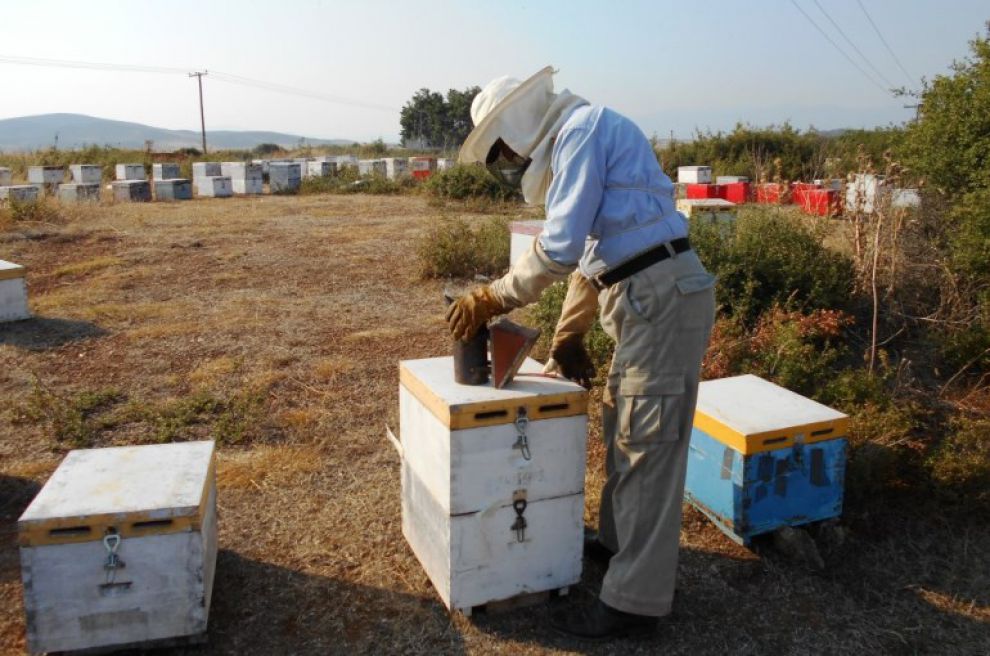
(400, 369), (587, 430)
(693, 411), (849, 455)
(18, 455), (216, 547)
(0, 265), (26, 281)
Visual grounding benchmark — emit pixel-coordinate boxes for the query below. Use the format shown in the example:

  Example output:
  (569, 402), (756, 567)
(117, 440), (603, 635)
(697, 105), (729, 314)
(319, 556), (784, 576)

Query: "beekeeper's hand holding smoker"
(447, 67), (716, 640)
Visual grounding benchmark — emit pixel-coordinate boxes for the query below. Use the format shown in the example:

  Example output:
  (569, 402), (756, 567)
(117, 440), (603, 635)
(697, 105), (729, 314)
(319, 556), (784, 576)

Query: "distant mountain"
(0, 113), (355, 151)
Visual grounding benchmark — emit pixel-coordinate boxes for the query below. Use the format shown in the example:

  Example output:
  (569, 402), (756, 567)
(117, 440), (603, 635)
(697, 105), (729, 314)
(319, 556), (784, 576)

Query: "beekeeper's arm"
(447, 125), (604, 343)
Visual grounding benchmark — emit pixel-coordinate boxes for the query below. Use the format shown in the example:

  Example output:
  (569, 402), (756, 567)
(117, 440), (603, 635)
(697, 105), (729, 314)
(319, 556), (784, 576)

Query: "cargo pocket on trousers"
(617, 372), (685, 445)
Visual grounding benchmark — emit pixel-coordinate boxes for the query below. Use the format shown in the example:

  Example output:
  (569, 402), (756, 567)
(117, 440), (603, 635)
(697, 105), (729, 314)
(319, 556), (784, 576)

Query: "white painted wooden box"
(676, 198), (737, 224)
(111, 180), (151, 202)
(57, 183), (101, 203)
(221, 162), (264, 194)
(269, 162), (301, 192)
(28, 166), (65, 186)
(115, 164), (145, 181)
(0, 167), (11, 186)
(0, 185), (40, 202)
(192, 162), (221, 179)
(152, 163), (181, 180)
(70, 164), (102, 184)
(195, 176), (233, 198)
(0, 260), (31, 322)
(398, 356), (588, 614)
(358, 159), (386, 176)
(18, 441), (218, 655)
(382, 157), (408, 179)
(677, 165), (712, 184)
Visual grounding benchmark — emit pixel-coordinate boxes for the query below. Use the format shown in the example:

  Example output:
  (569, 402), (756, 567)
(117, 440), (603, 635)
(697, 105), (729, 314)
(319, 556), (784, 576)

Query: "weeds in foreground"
(416, 216), (510, 279)
(21, 379), (272, 448)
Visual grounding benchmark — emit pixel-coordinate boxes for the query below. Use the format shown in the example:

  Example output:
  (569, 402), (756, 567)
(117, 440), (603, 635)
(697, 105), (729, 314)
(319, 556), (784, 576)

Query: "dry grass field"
(0, 194), (987, 655)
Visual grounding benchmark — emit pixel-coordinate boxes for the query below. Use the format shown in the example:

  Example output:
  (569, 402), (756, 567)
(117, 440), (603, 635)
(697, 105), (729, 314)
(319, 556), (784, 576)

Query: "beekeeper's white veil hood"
(459, 66), (588, 205)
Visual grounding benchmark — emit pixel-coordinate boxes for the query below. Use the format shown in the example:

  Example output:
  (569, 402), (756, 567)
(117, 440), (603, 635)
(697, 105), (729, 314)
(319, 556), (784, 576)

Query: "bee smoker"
(444, 292), (541, 388)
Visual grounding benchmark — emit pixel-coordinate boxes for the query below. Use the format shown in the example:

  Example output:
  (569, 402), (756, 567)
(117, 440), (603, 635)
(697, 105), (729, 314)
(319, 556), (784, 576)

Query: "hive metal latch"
(102, 531), (125, 584)
(511, 497), (528, 543)
(513, 407), (532, 460)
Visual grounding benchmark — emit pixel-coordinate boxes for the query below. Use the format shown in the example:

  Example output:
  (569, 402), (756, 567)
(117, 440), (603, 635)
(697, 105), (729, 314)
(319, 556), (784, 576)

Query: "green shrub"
(1, 197), (64, 225)
(417, 216), (509, 279)
(692, 207), (856, 323)
(424, 164), (517, 202)
(927, 416), (990, 508)
(525, 281), (614, 374)
(298, 168), (417, 196)
(26, 384), (125, 448)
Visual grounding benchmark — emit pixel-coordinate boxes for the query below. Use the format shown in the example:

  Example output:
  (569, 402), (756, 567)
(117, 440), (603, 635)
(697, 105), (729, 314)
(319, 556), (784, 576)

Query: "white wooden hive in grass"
(114, 163), (145, 181)
(195, 176), (233, 198)
(0, 259), (30, 322)
(18, 441), (217, 655)
(398, 356), (588, 615)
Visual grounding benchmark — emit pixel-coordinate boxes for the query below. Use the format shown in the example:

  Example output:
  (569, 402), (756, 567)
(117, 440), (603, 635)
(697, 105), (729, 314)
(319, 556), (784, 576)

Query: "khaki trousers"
(596, 249), (715, 617)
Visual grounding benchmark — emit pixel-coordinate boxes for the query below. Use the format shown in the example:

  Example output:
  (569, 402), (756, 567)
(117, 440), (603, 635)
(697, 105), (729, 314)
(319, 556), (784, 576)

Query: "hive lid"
(694, 375), (848, 454)
(0, 260), (26, 281)
(400, 356), (587, 429)
(18, 441), (215, 546)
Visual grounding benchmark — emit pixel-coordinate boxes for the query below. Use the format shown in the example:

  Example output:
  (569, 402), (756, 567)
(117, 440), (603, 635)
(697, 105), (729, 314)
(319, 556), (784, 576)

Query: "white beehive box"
(115, 163), (145, 181)
(221, 162), (264, 194)
(192, 162), (221, 179)
(398, 356), (588, 615)
(305, 160), (335, 179)
(716, 175), (749, 184)
(678, 166), (712, 184)
(153, 163), (181, 180)
(0, 185), (40, 202)
(0, 260), (31, 322)
(510, 220), (544, 267)
(111, 180), (151, 202)
(0, 167), (11, 186)
(195, 176), (233, 198)
(18, 441), (218, 654)
(57, 183), (101, 203)
(358, 159), (386, 176)
(335, 155), (358, 169)
(436, 158), (455, 171)
(676, 198), (737, 223)
(28, 166), (65, 187)
(269, 162), (301, 192)
(69, 164), (102, 184)
(382, 157), (408, 179)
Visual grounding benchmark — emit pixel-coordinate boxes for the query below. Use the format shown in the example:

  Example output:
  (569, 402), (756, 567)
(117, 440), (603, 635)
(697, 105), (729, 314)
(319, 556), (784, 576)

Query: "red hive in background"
(686, 184), (724, 199)
(756, 183), (785, 204)
(721, 182), (751, 204)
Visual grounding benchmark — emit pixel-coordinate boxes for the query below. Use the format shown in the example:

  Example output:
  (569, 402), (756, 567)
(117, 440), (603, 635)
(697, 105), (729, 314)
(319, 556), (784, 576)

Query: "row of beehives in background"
(676, 166), (921, 218)
(0, 156), (457, 204)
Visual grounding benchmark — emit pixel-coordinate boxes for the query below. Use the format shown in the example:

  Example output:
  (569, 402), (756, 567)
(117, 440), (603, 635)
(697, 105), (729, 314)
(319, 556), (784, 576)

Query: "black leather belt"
(591, 238), (692, 290)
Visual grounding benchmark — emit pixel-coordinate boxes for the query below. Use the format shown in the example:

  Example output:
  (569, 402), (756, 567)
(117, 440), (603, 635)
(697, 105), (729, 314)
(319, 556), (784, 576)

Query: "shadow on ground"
(0, 317), (106, 351)
(169, 550), (466, 656)
(0, 474), (42, 584)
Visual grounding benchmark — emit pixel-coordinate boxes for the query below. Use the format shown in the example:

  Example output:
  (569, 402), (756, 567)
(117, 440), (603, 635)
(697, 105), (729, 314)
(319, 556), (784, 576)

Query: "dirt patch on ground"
(1, 194), (987, 655)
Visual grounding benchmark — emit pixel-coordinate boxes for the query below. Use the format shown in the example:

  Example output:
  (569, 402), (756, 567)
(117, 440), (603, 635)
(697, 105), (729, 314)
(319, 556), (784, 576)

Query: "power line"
(0, 53), (187, 75)
(0, 54), (398, 113)
(856, 0), (916, 88)
(788, 0), (892, 96)
(810, 0), (895, 88)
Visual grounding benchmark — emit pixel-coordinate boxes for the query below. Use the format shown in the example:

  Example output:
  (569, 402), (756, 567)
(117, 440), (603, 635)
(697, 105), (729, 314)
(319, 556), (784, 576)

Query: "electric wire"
(855, 0), (916, 87)
(788, 0), (892, 96)
(810, 0), (896, 88)
(0, 54), (398, 113)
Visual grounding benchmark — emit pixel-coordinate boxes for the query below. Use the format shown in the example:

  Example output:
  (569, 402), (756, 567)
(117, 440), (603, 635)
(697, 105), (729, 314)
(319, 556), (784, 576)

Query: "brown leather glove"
(550, 333), (596, 389)
(446, 286), (509, 341)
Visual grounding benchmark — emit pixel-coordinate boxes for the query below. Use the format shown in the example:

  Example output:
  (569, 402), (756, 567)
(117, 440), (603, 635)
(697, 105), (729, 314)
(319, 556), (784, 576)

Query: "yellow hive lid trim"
(400, 356), (587, 429)
(694, 375), (848, 454)
(18, 441), (215, 546)
(0, 260), (26, 281)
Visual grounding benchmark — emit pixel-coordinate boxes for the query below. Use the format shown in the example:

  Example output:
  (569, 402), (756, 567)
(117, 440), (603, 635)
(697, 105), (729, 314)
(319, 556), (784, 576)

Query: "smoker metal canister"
(444, 291), (490, 385)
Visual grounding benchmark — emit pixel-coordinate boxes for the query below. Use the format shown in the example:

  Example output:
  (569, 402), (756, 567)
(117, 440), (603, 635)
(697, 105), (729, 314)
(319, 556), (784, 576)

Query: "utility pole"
(189, 71), (208, 154)
(903, 103), (921, 121)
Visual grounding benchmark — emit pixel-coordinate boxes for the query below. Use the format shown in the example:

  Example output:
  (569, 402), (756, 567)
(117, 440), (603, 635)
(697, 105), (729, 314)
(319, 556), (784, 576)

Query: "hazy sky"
(0, 1), (986, 142)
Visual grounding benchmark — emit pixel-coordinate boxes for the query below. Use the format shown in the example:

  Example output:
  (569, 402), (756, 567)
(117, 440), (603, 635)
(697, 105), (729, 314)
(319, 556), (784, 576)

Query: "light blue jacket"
(538, 105), (688, 277)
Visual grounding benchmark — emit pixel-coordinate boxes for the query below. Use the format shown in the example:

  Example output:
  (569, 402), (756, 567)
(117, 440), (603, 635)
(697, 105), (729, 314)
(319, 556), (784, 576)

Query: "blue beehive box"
(685, 375), (849, 545)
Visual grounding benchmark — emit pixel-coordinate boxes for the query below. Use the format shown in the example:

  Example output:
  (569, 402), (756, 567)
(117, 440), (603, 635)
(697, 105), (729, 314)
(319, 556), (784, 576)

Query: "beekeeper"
(446, 66), (716, 640)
